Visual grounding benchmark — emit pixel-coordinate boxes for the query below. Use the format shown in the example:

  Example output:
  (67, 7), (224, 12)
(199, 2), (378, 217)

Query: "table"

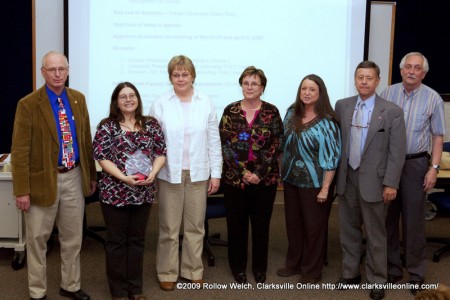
(0, 172), (26, 269)
(427, 170), (450, 262)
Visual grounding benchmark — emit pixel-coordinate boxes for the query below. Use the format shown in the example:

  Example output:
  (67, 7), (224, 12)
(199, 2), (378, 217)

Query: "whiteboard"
(368, 1), (396, 94)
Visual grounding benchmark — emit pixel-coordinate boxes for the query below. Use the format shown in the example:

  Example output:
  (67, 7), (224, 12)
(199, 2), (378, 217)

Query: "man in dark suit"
(334, 61), (406, 300)
(11, 51), (97, 300)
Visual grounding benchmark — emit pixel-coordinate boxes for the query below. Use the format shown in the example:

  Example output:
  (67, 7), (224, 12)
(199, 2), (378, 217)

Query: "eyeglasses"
(350, 119), (370, 129)
(242, 82), (261, 88)
(118, 94), (137, 101)
(171, 73), (190, 79)
(42, 67), (69, 74)
(403, 64), (423, 72)
(350, 123), (369, 129)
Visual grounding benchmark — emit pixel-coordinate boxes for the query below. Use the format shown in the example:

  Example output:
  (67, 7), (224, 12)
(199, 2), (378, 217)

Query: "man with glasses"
(11, 51), (97, 300)
(334, 61), (406, 300)
(381, 52), (446, 296)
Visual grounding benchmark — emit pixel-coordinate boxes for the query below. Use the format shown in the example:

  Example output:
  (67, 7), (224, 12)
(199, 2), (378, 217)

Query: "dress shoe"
(387, 274), (402, 283)
(59, 288), (90, 300)
(409, 280), (424, 296)
(192, 279), (205, 289)
(276, 267), (301, 277)
(254, 272), (266, 283)
(159, 281), (175, 291)
(335, 275), (362, 290)
(192, 279), (205, 284)
(30, 296), (46, 300)
(369, 288), (385, 300)
(128, 295), (146, 300)
(298, 276), (321, 284)
(233, 272), (247, 284)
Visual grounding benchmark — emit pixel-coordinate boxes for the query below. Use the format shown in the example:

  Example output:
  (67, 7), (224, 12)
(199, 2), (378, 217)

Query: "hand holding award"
(125, 149), (152, 181)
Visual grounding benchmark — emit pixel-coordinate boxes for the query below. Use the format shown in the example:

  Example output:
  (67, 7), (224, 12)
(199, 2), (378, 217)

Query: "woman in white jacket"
(149, 55), (222, 291)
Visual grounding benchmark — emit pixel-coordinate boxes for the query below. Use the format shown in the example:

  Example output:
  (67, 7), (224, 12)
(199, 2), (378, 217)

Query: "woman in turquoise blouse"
(277, 74), (341, 283)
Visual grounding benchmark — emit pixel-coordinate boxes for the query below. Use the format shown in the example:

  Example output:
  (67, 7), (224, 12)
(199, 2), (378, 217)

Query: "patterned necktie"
(349, 102), (365, 170)
(57, 98), (75, 168)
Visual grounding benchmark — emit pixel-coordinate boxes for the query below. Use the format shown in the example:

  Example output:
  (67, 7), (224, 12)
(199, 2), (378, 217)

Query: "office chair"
(204, 188), (227, 266)
(84, 187), (106, 245)
(425, 141), (450, 262)
(427, 191), (450, 262)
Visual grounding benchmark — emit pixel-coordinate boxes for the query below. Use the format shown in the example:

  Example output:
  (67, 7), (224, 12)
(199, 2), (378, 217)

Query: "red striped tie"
(57, 98), (75, 169)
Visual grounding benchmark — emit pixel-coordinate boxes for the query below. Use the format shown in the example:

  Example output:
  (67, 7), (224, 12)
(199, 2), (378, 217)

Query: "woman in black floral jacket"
(219, 66), (284, 285)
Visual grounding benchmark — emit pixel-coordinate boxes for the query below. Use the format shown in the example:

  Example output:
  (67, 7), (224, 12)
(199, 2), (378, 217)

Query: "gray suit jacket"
(335, 95), (406, 202)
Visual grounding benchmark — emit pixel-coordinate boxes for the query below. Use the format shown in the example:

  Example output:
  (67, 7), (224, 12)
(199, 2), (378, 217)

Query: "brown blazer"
(11, 85), (97, 206)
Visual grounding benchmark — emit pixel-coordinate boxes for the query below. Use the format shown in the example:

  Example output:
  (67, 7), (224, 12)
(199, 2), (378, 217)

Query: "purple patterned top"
(93, 118), (166, 206)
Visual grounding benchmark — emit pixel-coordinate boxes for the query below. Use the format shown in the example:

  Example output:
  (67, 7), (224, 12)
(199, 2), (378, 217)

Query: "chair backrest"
(444, 142), (450, 152)
(85, 187), (100, 205)
(206, 188), (226, 219)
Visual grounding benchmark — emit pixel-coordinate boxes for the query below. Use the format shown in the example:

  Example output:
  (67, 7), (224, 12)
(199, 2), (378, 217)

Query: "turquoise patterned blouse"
(281, 109), (341, 188)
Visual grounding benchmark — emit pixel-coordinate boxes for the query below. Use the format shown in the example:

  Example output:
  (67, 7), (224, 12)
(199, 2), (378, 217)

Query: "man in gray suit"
(334, 61), (406, 300)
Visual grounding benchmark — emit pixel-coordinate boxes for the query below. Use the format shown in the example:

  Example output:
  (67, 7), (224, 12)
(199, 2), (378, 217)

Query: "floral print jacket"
(219, 100), (284, 188)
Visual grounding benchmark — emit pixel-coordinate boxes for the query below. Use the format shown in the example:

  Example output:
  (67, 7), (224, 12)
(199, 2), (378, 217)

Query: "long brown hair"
(98, 81), (149, 129)
(289, 74), (338, 131)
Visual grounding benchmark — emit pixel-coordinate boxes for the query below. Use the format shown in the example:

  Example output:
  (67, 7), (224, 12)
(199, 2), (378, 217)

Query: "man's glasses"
(42, 67), (69, 74)
(403, 64), (423, 72)
(350, 119), (369, 129)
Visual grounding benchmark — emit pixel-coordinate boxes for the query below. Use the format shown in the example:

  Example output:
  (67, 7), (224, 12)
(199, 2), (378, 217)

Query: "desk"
(436, 170), (450, 186)
(427, 170), (450, 262)
(0, 172), (26, 269)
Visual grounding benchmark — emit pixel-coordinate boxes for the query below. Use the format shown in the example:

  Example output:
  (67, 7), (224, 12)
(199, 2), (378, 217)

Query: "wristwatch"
(432, 164), (440, 173)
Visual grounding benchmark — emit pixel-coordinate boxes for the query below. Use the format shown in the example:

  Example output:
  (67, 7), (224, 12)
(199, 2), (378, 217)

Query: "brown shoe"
(191, 279), (205, 289)
(159, 282), (175, 291)
(192, 279), (205, 284)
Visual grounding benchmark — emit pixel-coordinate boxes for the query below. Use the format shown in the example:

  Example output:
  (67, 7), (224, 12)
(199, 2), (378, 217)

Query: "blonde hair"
(167, 55), (196, 83)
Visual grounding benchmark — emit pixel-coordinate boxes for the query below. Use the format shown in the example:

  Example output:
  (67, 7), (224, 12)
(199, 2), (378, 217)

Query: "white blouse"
(149, 89), (222, 183)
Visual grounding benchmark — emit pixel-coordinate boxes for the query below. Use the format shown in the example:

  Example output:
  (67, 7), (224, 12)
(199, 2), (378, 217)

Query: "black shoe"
(335, 275), (362, 290)
(276, 267), (301, 277)
(409, 280), (424, 296)
(59, 288), (90, 300)
(387, 274), (402, 283)
(254, 272), (266, 283)
(30, 296), (46, 300)
(233, 272), (247, 284)
(298, 276), (321, 284)
(369, 288), (385, 300)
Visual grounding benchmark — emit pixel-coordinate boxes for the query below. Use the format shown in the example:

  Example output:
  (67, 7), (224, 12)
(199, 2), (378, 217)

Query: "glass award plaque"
(125, 149), (152, 180)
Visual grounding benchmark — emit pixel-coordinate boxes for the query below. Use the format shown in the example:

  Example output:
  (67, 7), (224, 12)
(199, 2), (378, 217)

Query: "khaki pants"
(156, 171), (208, 281)
(25, 167), (85, 298)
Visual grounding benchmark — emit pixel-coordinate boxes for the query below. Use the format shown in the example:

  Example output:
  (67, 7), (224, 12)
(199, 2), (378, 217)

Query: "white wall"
(35, 0), (64, 88)
(368, 1), (396, 94)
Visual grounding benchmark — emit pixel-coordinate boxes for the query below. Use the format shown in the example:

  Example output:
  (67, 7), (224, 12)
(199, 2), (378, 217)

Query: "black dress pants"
(101, 202), (151, 298)
(223, 183), (277, 275)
